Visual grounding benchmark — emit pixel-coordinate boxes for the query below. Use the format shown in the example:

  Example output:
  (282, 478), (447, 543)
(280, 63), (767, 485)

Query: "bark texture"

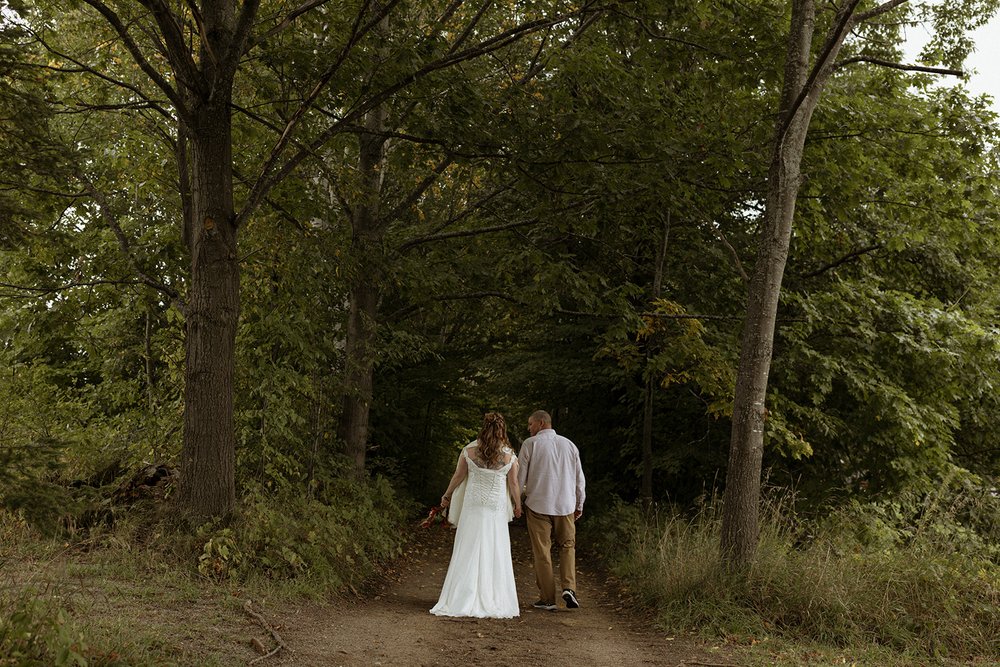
(339, 103), (389, 477)
(721, 0), (860, 567)
(180, 98), (239, 517)
(172, 0), (257, 518)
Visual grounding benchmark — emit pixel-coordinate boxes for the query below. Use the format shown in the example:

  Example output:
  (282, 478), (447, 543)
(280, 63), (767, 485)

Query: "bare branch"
(714, 227), (749, 285)
(856, 0), (909, 23)
(399, 218), (538, 251)
(610, 8), (721, 56)
(776, 0), (863, 147)
(799, 243), (882, 279)
(396, 181), (514, 249)
(226, 0), (263, 75)
(0, 279), (147, 299)
(235, 0), (394, 226)
(448, 0), (494, 54)
(53, 101), (169, 114)
(0, 182), (87, 198)
(834, 56), (962, 76)
(389, 289), (526, 321)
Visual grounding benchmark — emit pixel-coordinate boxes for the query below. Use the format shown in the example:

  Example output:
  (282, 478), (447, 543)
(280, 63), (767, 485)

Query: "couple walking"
(430, 410), (586, 618)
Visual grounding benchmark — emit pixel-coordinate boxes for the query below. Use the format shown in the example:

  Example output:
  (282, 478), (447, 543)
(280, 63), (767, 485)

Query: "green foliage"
(0, 594), (131, 667)
(593, 484), (1000, 660)
(197, 475), (410, 591)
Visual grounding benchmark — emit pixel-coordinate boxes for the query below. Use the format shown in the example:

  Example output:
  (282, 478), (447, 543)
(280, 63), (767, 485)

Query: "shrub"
(197, 474), (411, 591)
(0, 594), (131, 667)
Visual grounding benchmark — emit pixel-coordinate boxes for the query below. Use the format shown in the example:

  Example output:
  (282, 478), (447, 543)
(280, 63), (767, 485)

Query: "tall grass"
(594, 482), (1000, 660)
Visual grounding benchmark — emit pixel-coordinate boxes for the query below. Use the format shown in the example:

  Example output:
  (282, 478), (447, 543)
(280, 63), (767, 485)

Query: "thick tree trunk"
(338, 104), (389, 477)
(721, 0), (855, 567)
(179, 99), (239, 517)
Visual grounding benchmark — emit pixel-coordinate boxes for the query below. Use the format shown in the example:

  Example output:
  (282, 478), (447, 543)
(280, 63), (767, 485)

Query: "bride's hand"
(441, 494), (451, 508)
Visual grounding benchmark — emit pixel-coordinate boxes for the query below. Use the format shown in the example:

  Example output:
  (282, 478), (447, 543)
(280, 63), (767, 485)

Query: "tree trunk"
(179, 98), (239, 518)
(338, 103), (389, 477)
(640, 213), (670, 505)
(721, 0), (856, 567)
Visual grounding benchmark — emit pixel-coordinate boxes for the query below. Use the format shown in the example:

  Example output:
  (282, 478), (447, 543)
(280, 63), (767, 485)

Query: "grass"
(592, 484), (1000, 666)
(1, 474), (413, 665)
(1, 515), (253, 666)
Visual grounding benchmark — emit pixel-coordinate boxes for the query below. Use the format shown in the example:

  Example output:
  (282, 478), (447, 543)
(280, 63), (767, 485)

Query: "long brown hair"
(477, 412), (510, 467)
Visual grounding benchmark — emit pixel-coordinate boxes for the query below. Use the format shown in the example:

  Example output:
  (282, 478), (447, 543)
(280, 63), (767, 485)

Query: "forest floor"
(4, 521), (734, 667)
(262, 522), (727, 667)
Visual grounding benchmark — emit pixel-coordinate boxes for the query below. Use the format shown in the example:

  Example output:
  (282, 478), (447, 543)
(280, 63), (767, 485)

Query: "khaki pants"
(526, 507), (576, 604)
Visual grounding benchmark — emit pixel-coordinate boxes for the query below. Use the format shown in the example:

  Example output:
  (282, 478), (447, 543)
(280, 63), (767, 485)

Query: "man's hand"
(574, 509), (583, 520)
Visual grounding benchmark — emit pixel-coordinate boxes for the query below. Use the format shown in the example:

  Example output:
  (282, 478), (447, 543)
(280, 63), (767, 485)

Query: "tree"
(11, 0), (604, 516)
(720, 0), (994, 567)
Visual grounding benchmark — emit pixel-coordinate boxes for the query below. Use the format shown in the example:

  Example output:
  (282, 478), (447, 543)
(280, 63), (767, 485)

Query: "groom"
(517, 409), (586, 611)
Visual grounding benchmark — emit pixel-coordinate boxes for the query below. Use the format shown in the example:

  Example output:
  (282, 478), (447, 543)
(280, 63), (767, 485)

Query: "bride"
(430, 412), (523, 618)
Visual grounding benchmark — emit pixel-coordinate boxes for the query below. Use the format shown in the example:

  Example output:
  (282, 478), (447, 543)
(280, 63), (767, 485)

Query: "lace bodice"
(462, 444), (515, 514)
(464, 444), (515, 471)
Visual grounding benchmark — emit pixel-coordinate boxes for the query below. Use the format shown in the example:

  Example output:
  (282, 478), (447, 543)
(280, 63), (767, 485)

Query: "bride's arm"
(507, 458), (522, 518)
(440, 451), (469, 508)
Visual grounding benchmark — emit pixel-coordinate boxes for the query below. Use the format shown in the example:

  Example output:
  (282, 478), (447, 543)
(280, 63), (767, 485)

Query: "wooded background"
(2, 0), (999, 572)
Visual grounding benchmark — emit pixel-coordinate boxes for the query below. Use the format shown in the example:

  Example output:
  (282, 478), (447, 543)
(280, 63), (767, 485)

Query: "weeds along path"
(266, 522), (716, 666)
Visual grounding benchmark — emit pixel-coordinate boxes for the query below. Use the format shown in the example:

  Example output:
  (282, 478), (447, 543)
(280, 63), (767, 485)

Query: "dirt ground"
(261, 522), (727, 667)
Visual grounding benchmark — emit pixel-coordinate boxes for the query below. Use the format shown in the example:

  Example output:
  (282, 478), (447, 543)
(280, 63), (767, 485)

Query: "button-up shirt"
(517, 428), (585, 516)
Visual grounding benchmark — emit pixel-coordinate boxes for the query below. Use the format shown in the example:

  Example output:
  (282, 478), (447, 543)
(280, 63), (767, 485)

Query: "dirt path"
(265, 523), (721, 667)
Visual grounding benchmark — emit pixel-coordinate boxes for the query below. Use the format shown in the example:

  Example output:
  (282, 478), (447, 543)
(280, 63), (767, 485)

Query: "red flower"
(420, 505), (448, 529)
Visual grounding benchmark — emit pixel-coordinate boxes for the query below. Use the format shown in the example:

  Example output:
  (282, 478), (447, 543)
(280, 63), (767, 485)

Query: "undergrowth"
(1, 472), (414, 664)
(590, 471), (1000, 662)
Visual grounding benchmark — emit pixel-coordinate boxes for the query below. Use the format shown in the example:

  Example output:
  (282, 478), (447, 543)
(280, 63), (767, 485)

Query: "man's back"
(519, 428), (585, 516)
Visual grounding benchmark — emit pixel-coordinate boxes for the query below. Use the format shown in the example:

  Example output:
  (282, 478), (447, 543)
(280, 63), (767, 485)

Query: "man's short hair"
(529, 410), (552, 425)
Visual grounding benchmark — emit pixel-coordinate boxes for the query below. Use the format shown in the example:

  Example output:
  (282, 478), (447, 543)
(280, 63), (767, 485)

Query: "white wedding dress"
(430, 444), (519, 618)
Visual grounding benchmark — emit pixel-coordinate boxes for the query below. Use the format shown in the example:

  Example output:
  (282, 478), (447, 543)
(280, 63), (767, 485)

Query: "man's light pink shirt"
(517, 428), (586, 516)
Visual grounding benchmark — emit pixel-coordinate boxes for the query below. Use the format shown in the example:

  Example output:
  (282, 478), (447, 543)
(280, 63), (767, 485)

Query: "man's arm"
(516, 439), (531, 495)
(574, 449), (586, 519)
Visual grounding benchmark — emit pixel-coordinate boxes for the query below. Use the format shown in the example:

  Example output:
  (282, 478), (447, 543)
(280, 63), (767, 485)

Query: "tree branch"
(0, 279), (147, 299)
(226, 0), (263, 77)
(389, 290), (526, 321)
(799, 243), (882, 279)
(448, 0), (494, 54)
(833, 56), (962, 76)
(77, 174), (182, 304)
(383, 155), (456, 227)
(237, 1), (608, 227)
(79, 0), (192, 122)
(136, 0), (205, 94)
(776, 0), (863, 147)
(258, 0), (335, 42)
(399, 218), (538, 251)
(714, 226), (749, 285)
(856, 0), (909, 23)
(234, 0), (392, 226)
(24, 28), (174, 121)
